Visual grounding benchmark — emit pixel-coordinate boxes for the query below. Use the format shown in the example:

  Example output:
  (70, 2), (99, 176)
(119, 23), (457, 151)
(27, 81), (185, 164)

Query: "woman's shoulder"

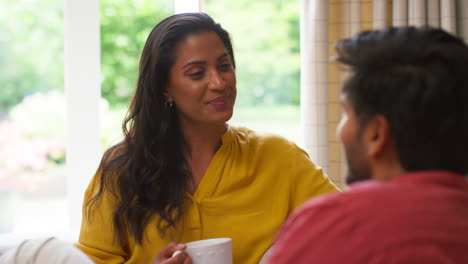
(102, 142), (126, 164)
(85, 142), (126, 199)
(230, 125), (300, 152)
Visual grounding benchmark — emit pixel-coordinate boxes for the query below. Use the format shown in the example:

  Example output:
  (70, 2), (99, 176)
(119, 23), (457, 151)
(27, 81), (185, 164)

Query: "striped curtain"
(300, 0), (468, 188)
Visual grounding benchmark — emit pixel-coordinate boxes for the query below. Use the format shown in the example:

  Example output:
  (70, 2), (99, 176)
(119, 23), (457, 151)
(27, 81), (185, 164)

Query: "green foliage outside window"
(0, 0), (63, 116)
(0, 0), (300, 115)
(100, 0), (173, 107)
(206, 0), (301, 106)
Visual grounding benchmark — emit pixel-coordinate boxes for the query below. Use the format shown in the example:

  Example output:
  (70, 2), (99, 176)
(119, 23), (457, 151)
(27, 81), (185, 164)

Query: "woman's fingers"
(164, 250), (191, 264)
(152, 242), (188, 264)
(183, 255), (192, 264)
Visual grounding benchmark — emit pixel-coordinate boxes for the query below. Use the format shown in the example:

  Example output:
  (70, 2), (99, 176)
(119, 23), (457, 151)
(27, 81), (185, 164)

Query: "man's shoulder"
(270, 178), (468, 264)
(291, 181), (393, 221)
(274, 182), (401, 257)
(270, 189), (377, 263)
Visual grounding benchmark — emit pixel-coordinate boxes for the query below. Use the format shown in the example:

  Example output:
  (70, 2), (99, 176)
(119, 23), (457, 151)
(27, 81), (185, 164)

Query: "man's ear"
(363, 115), (391, 158)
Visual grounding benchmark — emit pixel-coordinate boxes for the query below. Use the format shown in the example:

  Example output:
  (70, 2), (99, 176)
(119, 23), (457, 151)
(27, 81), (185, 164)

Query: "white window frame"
(64, 0), (102, 238)
(0, 0), (102, 249)
(175, 0), (203, 13)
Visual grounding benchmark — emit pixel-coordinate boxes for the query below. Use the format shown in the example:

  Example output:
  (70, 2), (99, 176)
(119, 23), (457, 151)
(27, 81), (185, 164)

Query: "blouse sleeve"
(289, 146), (340, 210)
(75, 172), (130, 264)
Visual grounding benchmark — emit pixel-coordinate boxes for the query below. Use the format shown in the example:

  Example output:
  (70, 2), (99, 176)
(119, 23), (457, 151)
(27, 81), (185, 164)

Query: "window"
(0, 0), (175, 245)
(100, 0), (174, 149)
(205, 0), (301, 142)
(0, 0), (67, 235)
(0, 0), (303, 247)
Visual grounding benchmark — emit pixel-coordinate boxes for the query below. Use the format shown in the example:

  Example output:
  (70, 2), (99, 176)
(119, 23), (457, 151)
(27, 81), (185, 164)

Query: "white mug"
(173, 238), (232, 264)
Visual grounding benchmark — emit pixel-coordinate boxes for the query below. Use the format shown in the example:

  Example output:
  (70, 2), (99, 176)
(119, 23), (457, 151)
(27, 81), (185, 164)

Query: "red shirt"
(266, 171), (468, 264)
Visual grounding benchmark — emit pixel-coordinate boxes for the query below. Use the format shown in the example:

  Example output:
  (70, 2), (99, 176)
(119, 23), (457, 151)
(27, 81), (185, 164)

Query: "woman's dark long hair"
(87, 13), (235, 244)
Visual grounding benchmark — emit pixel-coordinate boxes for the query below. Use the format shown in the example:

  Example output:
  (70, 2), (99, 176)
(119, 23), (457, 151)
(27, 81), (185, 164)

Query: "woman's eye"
(189, 71), (204, 78)
(219, 64), (232, 71)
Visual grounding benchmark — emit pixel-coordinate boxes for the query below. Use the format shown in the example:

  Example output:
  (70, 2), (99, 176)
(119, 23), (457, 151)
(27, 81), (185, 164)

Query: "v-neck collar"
(186, 125), (234, 202)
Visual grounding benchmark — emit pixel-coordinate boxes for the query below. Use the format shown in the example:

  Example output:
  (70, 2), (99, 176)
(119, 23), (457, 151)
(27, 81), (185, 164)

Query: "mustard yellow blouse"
(76, 126), (338, 264)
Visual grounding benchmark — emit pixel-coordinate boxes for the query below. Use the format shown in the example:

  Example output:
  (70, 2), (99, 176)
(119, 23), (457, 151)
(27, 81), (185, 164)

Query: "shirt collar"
(390, 170), (468, 189)
(221, 124), (234, 145)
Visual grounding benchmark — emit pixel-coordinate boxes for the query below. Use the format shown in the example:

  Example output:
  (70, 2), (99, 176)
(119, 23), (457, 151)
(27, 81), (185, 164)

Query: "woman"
(76, 12), (338, 264)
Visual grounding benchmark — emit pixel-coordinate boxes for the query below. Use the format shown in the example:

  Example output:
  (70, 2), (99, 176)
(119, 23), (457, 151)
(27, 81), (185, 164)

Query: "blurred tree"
(205, 0), (300, 106)
(0, 0), (63, 116)
(0, 0), (173, 115)
(100, 0), (173, 107)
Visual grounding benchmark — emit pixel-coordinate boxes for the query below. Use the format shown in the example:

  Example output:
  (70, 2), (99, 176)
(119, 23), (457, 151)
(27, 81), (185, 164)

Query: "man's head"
(335, 27), (468, 184)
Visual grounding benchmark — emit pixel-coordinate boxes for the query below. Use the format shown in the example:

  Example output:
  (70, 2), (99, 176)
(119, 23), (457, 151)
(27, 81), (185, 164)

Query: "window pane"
(205, 0), (301, 142)
(0, 0), (66, 234)
(100, 0), (174, 149)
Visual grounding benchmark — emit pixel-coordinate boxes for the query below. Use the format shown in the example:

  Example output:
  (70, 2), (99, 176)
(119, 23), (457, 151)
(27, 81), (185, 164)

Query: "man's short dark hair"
(335, 27), (468, 174)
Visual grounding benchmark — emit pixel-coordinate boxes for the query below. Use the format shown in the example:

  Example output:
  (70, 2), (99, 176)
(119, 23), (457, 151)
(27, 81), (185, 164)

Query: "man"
(266, 27), (468, 263)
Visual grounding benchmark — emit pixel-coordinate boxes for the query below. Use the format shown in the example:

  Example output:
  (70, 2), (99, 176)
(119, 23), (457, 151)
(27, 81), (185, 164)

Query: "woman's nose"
(208, 70), (225, 90)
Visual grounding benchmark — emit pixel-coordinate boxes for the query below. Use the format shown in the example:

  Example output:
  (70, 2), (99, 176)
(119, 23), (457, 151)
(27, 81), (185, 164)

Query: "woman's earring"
(166, 101), (173, 108)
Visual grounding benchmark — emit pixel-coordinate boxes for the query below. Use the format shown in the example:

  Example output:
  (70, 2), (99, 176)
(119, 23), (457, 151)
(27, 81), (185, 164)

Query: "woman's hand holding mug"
(151, 242), (192, 264)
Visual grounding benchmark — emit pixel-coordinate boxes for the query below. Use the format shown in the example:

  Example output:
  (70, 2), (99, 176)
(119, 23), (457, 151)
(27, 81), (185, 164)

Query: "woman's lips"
(207, 96), (228, 107)
(208, 96), (226, 104)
